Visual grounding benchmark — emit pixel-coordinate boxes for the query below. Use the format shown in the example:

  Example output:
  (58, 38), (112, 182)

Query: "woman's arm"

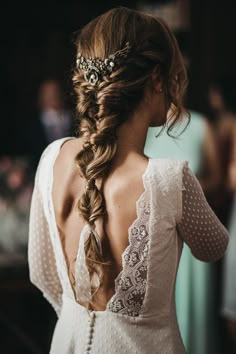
(177, 163), (229, 262)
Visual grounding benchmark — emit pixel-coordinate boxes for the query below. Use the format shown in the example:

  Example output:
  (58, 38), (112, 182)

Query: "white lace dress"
(28, 138), (229, 354)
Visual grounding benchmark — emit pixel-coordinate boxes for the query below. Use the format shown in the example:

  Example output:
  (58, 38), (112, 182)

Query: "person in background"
(220, 80), (236, 353)
(144, 111), (221, 354)
(208, 74), (236, 227)
(27, 79), (73, 165)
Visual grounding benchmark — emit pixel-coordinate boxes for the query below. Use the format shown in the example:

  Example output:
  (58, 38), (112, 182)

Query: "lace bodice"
(28, 138), (229, 354)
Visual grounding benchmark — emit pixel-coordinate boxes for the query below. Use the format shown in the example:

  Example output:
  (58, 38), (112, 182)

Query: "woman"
(28, 8), (229, 354)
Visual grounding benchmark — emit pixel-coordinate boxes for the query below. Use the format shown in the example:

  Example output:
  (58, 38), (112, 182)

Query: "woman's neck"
(115, 108), (151, 164)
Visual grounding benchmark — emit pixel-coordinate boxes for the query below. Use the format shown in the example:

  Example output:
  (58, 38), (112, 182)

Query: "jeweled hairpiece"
(76, 42), (131, 86)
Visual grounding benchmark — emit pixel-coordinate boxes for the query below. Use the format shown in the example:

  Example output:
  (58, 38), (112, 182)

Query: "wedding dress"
(28, 137), (228, 354)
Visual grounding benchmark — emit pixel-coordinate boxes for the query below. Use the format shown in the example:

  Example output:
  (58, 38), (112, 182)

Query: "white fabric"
(74, 224), (93, 303)
(74, 224), (102, 303)
(28, 137), (229, 354)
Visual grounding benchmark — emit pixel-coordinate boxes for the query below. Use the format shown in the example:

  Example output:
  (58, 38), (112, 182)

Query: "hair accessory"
(89, 225), (103, 256)
(76, 42), (131, 86)
(85, 179), (96, 190)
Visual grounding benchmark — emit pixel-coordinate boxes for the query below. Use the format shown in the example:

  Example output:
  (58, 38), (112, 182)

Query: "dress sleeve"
(28, 166), (62, 317)
(177, 162), (229, 262)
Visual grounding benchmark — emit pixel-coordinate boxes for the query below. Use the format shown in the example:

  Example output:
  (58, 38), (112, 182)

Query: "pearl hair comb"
(76, 42), (131, 86)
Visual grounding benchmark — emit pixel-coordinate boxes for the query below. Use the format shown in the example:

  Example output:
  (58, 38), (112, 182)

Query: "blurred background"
(1, 0), (236, 353)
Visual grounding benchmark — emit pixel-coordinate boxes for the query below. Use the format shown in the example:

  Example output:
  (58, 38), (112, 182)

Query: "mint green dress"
(144, 111), (217, 354)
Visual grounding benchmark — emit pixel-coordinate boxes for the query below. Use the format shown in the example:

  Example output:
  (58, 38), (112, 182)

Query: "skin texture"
(52, 75), (167, 310)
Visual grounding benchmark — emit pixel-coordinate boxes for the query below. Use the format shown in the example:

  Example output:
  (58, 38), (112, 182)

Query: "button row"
(86, 312), (96, 353)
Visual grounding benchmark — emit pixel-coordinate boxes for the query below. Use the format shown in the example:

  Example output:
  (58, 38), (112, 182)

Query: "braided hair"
(72, 7), (188, 309)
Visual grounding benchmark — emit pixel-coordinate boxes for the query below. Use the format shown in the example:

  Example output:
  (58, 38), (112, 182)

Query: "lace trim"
(107, 177), (151, 317)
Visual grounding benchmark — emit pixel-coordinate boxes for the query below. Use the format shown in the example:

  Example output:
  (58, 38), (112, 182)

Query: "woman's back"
(28, 137), (228, 353)
(52, 137), (149, 310)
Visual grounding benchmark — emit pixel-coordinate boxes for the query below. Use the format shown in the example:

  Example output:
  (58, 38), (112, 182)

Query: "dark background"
(2, 0), (236, 155)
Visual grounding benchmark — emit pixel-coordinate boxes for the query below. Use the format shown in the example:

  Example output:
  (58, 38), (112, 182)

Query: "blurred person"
(28, 8), (229, 354)
(27, 79), (73, 165)
(144, 111), (221, 354)
(221, 98), (236, 353)
(208, 74), (236, 226)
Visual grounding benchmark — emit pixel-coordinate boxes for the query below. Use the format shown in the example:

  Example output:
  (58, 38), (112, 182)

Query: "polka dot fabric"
(178, 163), (229, 262)
(28, 172), (63, 316)
(28, 139), (229, 354)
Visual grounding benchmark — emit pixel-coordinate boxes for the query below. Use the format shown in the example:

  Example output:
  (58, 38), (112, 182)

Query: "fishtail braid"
(73, 73), (121, 309)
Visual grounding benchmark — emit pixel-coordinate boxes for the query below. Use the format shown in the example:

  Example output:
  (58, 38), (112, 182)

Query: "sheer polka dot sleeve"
(28, 169), (62, 316)
(177, 163), (229, 262)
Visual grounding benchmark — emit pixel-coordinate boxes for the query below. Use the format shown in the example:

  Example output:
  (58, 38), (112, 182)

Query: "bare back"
(52, 138), (149, 310)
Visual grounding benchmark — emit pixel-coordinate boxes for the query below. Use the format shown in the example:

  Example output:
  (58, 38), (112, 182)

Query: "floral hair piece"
(76, 42), (131, 86)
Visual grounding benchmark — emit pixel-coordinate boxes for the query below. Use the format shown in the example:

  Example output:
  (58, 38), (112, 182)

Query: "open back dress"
(28, 137), (229, 354)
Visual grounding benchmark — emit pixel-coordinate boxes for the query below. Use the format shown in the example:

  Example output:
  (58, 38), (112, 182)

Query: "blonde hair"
(72, 7), (188, 309)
